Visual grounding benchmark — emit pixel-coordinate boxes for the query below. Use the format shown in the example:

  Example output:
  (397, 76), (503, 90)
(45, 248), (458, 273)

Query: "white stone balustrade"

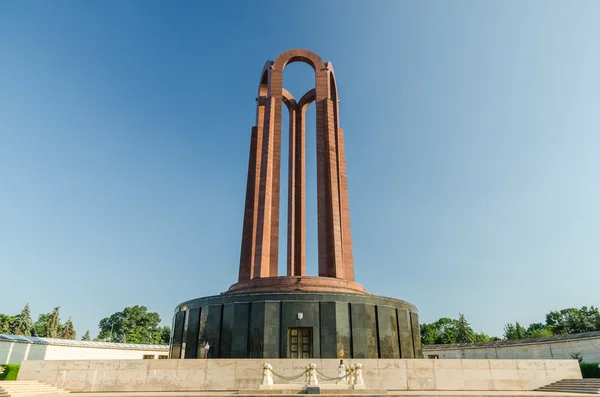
(261, 363), (273, 386)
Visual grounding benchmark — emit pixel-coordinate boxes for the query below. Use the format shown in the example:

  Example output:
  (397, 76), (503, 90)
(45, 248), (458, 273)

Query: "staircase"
(537, 379), (600, 394)
(0, 381), (69, 397)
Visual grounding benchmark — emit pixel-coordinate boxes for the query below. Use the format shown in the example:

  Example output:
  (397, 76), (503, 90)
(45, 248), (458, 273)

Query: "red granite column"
(244, 50), (354, 282)
(316, 98), (329, 277)
(328, 67), (355, 280)
(253, 96), (276, 278)
(321, 97), (344, 278)
(295, 92), (312, 276)
(231, 49), (367, 296)
(288, 89), (313, 276)
(286, 99), (298, 276)
(269, 96), (282, 278)
(336, 126), (355, 281)
(238, 125), (258, 281)
(239, 87), (268, 281)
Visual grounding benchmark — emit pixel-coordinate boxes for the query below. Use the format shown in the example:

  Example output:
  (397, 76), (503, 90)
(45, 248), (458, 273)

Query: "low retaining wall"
(423, 331), (600, 363)
(17, 358), (581, 392)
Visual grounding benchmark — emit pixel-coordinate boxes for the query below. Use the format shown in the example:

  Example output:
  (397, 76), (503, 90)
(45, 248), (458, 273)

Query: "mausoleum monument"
(16, 48), (585, 394)
(169, 49), (422, 359)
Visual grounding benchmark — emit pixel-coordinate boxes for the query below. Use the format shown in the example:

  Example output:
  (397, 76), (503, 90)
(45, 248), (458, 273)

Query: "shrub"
(580, 363), (600, 378)
(0, 364), (20, 381)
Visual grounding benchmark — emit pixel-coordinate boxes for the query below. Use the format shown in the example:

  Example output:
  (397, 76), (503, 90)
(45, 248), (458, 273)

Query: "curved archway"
(257, 61), (272, 97)
(281, 88), (296, 110)
(273, 48), (326, 73)
(239, 49), (354, 283)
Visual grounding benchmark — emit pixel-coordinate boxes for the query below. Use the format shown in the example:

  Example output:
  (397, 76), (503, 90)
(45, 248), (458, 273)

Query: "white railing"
(262, 362), (364, 387)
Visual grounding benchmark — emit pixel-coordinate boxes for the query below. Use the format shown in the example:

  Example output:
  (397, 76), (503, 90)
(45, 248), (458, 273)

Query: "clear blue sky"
(1, 1), (599, 340)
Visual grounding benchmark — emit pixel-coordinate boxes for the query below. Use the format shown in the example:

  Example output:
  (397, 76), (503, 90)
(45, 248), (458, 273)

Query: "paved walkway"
(61, 391), (595, 397)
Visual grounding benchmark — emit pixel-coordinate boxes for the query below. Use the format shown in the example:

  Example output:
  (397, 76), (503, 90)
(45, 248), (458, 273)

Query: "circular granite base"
(225, 276), (370, 295)
(170, 292), (422, 360)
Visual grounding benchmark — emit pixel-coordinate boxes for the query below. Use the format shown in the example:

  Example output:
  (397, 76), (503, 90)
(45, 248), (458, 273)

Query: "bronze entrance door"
(288, 327), (312, 358)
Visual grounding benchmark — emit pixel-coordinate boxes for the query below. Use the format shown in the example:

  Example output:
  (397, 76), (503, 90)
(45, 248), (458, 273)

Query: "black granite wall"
(169, 292), (421, 359)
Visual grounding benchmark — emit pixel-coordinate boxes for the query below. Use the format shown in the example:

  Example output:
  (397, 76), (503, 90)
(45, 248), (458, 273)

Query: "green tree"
(47, 307), (61, 338)
(60, 318), (76, 340)
(474, 332), (497, 343)
(159, 326), (171, 344)
(504, 321), (527, 340)
(526, 322), (554, 338)
(0, 314), (14, 334)
(545, 307), (600, 335)
(97, 305), (169, 344)
(34, 307), (62, 338)
(456, 313), (475, 343)
(33, 313), (52, 337)
(421, 317), (460, 345)
(10, 303), (33, 336)
(570, 351), (584, 363)
(81, 330), (91, 341)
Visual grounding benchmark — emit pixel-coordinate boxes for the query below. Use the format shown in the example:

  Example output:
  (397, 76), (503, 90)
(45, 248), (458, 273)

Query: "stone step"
(555, 381), (600, 385)
(0, 387), (66, 390)
(0, 390), (69, 392)
(0, 383), (41, 385)
(538, 387), (600, 390)
(539, 384), (598, 390)
(536, 378), (600, 395)
(0, 393), (69, 396)
(540, 383), (600, 387)
(539, 388), (600, 392)
(540, 386), (600, 389)
(1, 382), (41, 384)
(2, 393), (66, 397)
(0, 384), (63, 388)
(0, 390), (69, 396)
(0, 391), (70, 397)
(0, 387), (65, 389)
(0, 381), (69, 397)
(0, 389), (68, 394)
(70, 394), (600, 396)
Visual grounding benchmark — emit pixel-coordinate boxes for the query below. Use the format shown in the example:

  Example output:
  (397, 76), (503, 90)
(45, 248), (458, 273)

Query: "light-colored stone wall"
(0, 340), (168, 365)
(17, 359), (581, 392)
(43, 344), (168, 361)
(424, 336), (600, 363)
(0, 341), (46, 364)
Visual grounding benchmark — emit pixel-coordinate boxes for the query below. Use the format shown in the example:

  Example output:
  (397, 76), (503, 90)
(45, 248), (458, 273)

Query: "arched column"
(287, 89), (315, 276)
(239, 64), (298, 281)
(240, 49), (355, 282)
(328, 64), (355, 280)
(239, 62), (271, 281)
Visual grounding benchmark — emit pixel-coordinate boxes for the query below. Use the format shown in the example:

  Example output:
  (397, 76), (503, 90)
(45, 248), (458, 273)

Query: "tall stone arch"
(238, 48), (355, 285)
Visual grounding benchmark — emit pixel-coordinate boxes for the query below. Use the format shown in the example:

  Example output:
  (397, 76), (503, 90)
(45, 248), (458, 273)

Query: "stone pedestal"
(170, 291), (421, 359)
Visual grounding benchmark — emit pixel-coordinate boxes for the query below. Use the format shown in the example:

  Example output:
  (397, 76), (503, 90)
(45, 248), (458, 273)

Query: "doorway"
(288, 327), (312, 358)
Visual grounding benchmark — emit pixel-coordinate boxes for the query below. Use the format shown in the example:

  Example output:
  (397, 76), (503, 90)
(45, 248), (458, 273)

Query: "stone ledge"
(224, 276), (370, 295)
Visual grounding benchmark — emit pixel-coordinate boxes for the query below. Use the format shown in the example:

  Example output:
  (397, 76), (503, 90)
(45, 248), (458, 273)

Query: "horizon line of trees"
(421, 306), (600, 345)
(6, 303), (598, 347)
(0, 304), (170, 345)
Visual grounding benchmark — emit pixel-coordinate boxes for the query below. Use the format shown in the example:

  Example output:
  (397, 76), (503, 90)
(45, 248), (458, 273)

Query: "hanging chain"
(315, 368), (352, 382)
(270, 368), (307, 381)
(267, 365), (357, 384)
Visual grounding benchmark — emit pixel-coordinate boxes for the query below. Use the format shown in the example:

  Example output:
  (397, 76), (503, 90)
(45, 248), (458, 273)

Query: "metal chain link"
(270, 368), (307, 381)
(315, 368), (351, 382)
(268, 366), (356, 384)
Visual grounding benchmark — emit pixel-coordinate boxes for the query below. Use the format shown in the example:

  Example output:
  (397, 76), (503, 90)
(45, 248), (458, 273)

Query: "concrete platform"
(17, 358), (584, 393)
(254, 384), (371, 393)
(59, 391), (598, 397)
